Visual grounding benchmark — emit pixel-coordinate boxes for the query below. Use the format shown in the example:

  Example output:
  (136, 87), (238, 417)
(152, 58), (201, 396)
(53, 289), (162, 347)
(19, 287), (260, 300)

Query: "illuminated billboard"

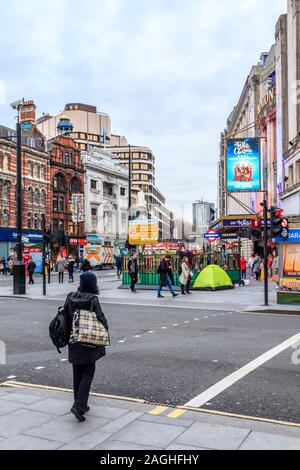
(226, 138), (261, 192)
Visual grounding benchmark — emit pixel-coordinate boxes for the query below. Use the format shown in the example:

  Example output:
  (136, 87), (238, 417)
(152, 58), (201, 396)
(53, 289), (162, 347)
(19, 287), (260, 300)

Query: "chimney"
(20, 100), (36, 124)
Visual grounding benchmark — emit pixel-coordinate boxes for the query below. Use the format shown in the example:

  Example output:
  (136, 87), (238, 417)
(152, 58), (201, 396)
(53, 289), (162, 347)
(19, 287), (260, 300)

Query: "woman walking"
(67, 254), (76, 283)
(57, 254), (67, 284)
(179, 257), (192, 295)
(64, 271), (109, 422)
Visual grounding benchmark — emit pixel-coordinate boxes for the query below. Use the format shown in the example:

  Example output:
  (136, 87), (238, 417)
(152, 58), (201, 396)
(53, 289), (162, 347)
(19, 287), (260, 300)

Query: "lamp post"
(11, 99), (26, 295)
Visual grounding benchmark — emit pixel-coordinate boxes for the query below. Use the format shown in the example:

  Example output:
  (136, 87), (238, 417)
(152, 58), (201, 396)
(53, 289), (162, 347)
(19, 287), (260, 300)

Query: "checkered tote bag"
(70, 309), (110, 347)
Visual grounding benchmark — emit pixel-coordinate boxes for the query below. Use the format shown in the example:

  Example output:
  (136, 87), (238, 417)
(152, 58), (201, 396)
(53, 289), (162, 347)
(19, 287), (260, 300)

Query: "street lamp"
(10, 99), (26, 294)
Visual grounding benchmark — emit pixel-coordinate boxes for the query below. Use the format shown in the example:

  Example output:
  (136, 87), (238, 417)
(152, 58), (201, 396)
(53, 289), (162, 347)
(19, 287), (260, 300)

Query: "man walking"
(252, 253), (262, 281)
(157, 255), (179, 298)
(116, 255), (123, 279)
(27, 258), (36, 284)
(128, 252), (139, 293)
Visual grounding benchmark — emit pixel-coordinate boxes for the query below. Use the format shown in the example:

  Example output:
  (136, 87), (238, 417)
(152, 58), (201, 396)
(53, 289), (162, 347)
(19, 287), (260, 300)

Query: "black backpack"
(49, 306), (69, 353)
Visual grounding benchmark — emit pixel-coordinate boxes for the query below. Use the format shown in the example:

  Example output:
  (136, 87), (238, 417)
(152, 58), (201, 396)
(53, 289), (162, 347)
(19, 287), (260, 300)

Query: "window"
(64, 152), (73, 166)
(28, 187), (34, 204)
(288, 165), (294, 187)
(40, 190), (46, 206)
(59, 197), (65, 212)
(296, 160), (300, 183)
(80, 133), (86, 139)
(53, 196), (58, 212)
(34, 164), (40, 179)
(79, 143), (87, 150)
(40, 166), (45, 180)
(34, 189), (40, 205)
(28, 161), (34, 177)
(90, 179), (97, 190)
(2, 183), (8, 200)
(34, 213), (38, 229)
(53, 173), (65, 191)
(3, 155), (9, 171)
(141, 174), (149, 181)
(132, 174), (140, 180)
(68, 222), (75, 234)
(70, 177), (80, 192)
(133, 153), (140, 159)
(141, 164), (148, 170)
(2, 210), (8, 227)
(27, 213), (32, 229)
(104, 211), (113, 233)
(121, 211), (127, 233)
(91, 207), (98, 231)
(120, 187), (126, 196)
(133, 163), (140, 170)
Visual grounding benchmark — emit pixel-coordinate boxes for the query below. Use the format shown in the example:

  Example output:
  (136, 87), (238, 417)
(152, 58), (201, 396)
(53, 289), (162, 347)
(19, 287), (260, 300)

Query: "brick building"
(47, 116), (85, 256)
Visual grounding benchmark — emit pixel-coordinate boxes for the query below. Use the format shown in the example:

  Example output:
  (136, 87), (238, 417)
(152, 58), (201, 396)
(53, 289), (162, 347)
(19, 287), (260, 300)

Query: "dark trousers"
(130, 273), (137, 291)
(59, 272), (64, 283)
(242, 270), (247, 280)
(68, 271), (74, 281)
(28, 272), (34, 284)
(117, 268), (122, 278)
(72, 363), (96, 411)
(181, 280), (191, 294)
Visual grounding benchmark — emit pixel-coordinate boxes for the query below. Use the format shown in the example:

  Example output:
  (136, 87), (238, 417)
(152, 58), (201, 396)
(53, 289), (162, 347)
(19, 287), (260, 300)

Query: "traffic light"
(250, 219), (262, 238)
(270, 207), (288, 238)
(43, 226), (52, 244)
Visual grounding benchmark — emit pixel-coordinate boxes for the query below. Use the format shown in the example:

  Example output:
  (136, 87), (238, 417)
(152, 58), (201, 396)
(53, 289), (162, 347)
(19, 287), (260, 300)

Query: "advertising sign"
(280, 278), (300, 293)
(129, 219), (158, 245)
(276, 228), (300, 244)
(71, 194), (85, 223)
(23, 248), (42, 274)
(282, 243), (300, 278)
(226, 138), (261, 192)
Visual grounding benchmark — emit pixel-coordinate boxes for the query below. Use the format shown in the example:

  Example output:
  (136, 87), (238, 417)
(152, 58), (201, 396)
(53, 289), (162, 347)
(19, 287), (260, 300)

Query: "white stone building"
(81, 148), (129, 246)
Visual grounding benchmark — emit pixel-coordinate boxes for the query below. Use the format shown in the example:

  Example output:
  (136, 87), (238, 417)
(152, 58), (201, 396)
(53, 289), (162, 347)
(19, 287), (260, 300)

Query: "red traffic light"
(252, 219), (261, 228)
(281, 218), (288, 229)
(274, 208), (284, 218)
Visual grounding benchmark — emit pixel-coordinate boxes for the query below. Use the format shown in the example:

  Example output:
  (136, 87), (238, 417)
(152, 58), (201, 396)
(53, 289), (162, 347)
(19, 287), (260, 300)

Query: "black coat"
(82, 259), (91, 272)
(64, 291), (108, 365)
(157, 260), (171, 287)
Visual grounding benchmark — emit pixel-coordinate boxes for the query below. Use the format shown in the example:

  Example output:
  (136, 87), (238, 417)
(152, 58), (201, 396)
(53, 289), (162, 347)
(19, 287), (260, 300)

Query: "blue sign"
(276, 228), (300, 244)
(223, 218), (253, 228)
(226, 138), (261, 192)
(204, 232), (221, 240)
(21, 122), (32, 130)
(87, 235), (103, 243)
(0, 229), (43, 243)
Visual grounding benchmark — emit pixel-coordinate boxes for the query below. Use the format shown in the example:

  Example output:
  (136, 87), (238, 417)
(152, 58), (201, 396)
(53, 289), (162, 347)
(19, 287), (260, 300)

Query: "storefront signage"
(69, 238), (87, 246)
(87, 235), (103, 243)
(276, 228), (300, 244)
(0, 228), (43, 243)
(223, 219), (253, 228)
(226, 138), (261, 192)
(257, 87), (276, 115)
(280, 278), (300, 292)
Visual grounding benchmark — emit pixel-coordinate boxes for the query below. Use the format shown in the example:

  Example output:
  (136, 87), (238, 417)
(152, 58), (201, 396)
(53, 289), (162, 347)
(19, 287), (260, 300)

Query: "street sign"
(204, 229), (220, 243)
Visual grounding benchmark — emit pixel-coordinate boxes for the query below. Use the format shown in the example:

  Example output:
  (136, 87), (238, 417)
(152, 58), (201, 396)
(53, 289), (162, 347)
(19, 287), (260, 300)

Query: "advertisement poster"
(23, 248), (42, 274)
(129, 219), (159, 245)
(280, 278), (300, 293)
(282, 243), (300, 277)
(226, 138), (261, 191)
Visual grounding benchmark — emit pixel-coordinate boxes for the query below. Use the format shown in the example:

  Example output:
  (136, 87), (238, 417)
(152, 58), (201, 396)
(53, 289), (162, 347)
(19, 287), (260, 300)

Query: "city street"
(0, 274), (299, 425)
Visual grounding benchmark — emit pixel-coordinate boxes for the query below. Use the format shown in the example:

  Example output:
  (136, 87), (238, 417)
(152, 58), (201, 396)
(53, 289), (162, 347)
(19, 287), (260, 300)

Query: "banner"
(129, 219), (158, 245)
(282, 243), (300, 277)
(71, 194), (85, 223)
(226, 138), (261, 192)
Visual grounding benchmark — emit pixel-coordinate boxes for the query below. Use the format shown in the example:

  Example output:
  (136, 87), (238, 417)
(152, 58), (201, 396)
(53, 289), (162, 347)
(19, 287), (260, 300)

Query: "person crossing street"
(157, 255), (179, 298)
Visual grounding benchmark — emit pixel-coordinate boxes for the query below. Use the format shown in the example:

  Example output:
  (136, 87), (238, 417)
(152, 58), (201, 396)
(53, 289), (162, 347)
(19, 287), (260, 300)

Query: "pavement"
(0, 382), (299, 450)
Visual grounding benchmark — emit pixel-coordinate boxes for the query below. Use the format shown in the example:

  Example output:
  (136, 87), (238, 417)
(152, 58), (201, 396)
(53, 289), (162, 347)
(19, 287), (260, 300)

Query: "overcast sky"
(0, 0), (287, 217)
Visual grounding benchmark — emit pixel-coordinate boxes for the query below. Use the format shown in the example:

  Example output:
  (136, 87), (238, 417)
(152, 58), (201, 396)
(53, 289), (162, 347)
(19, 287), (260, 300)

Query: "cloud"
(0, 0), (287, 215)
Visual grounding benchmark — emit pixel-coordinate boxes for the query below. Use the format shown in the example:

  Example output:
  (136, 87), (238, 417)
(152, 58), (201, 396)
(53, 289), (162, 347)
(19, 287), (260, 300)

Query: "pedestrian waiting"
(57, 254), (67, 284)
(179, 256), (192, 295)
(27, 258), (36, 284)
(67, 254), (76, 283)
(128, 252), (139, 293)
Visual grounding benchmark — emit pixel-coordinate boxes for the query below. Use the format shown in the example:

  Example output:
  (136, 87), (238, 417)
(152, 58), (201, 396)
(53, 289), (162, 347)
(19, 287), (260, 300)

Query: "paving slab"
(23, 413), (108, 444)
(112, 420), (187, 448)
(138, 413), (193, 428)
(26, 398), (73, 416)
(240, 431), (300, 450)
(0, 399), (23, 417)
(0, 392), (44, 405)
(174, 422), (250, 450)
(0, 408), (56, 438)
(86, 405), (129, 420)
(100, 411), (144, 434)
(166, 444), (208, 450)
(231, 419), (300, 438)
(0, 434), (63, 450)
(93, 439), (162, 450)
(59, 430), (112, 450)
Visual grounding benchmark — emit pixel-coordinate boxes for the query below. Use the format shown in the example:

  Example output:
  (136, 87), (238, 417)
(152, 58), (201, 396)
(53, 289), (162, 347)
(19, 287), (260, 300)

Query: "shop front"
(0, 228), (43, 260)
(276, 227), (300, 305)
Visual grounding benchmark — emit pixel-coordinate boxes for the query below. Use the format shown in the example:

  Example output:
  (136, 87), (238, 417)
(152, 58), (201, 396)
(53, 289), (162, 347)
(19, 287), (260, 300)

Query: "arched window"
(70, 177), (80, 193)
(40, 190), (46, 206)
(34, 213), (38, 229)
(3, 154), (9, 171)
(53, 173), (65, 191)
(27, 213), (32, 229)
(28, 187), (34, 204)
(2, 210), (8, 227)
(2, 182), (8, 200)
(34, 188), (40, 205)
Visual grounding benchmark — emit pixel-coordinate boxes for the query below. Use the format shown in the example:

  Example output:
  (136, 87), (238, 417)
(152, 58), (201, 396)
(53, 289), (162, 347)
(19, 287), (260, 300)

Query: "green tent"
(193, 265), (234, 291)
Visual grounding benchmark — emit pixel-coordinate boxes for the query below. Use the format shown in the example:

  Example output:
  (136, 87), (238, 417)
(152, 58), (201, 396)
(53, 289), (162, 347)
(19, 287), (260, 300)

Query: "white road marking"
(194, 319), (199, 321)
(118, 340), (126, 343)
(148, 331), (154, 334)
(185, 332), (300, 408)
(173, 324), (179, 327)
(134, 335), (141, 338)
(204, 316), (209, 319)
(161, 327), (167, 330)
(34, 367), (45, 370)
(6, 375), (16, 379)
(184, 321), (190, 324)
(60, 359), (67, 362)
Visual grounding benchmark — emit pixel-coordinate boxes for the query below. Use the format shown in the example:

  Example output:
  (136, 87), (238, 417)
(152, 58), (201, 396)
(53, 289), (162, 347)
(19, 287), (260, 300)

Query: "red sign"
(204, 229), (220, 243)
(69, 238), (87, 246)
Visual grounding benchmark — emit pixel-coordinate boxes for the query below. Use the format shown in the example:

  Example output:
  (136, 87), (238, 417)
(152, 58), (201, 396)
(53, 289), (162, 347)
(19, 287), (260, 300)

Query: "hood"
(67, 291), (95, 310)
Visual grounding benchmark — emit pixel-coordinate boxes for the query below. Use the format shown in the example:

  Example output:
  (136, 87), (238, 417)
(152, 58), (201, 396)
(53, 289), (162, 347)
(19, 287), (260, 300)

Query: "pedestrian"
(179, 256), (192, 295)
(67, 255), (76, 283)
(252, 253), (262, 281)
(240, 256), (247, 280)
(116, 255), (123, 279)
(57, 254), (67, 284)
(248, 254), (255, 278)
(81, 258), (92, 273)
(8, 258), (14, 275)
(267, 254), (273, 278)
(157, 255), (179, 298)
(128, 252), (139, 293)
(63, 271), (109, 422)
(0, 257), (5, 275)
(27, 258), (36, 284)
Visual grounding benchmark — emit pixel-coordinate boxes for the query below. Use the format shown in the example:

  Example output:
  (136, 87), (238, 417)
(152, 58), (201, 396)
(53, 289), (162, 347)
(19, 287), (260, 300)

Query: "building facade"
(81, 148), (129, 247)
